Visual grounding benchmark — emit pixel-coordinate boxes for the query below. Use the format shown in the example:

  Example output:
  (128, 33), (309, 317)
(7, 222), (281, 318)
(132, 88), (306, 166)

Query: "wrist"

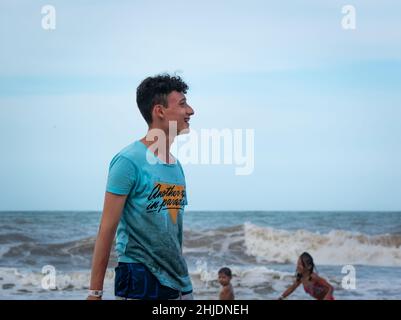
(88, 289), (103, 298)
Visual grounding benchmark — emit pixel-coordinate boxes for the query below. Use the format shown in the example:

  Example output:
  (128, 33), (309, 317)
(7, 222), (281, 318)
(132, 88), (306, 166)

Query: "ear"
(152, 104), (166, 121)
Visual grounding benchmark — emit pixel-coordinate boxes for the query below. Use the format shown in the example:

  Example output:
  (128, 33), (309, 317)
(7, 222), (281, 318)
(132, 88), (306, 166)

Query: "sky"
(0, 0), (400, 211)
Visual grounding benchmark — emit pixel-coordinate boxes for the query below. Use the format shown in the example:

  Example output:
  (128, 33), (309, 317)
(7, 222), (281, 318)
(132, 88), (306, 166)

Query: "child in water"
(218, 267), (235, 300)
(279, 252), (334, 300)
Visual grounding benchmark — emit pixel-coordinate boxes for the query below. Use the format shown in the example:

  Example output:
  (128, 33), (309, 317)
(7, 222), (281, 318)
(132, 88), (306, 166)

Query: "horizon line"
(0, 210), (400, 213)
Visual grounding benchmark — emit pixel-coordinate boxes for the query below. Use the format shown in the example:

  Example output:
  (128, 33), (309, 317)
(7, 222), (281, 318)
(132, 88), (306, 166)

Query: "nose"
(187, 104), (195, 116)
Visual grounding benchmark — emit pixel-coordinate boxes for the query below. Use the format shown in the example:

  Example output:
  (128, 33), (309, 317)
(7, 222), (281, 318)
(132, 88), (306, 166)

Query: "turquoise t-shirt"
(106, 140), (192, 293)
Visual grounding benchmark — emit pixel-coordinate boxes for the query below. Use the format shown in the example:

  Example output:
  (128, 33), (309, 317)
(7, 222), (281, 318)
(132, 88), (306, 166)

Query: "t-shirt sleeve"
(106, 155), (137, 195)
(177, 160), (188, 205)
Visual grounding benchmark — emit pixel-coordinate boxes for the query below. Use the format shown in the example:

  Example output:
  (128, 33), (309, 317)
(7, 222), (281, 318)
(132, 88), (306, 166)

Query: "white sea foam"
(243, 222), (401, 267)
(1, 264), (400, 300)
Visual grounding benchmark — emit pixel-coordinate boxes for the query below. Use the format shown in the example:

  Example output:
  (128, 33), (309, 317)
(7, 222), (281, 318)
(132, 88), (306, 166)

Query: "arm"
(279, 279), (302, 300)
(87, 192), (127, 300)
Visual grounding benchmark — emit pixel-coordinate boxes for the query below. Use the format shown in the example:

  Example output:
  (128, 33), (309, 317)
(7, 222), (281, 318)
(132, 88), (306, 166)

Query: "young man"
(87, 74), (195, 300)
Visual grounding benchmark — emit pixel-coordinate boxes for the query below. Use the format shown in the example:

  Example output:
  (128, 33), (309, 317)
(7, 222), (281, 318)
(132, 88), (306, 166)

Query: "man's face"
(164, 90), (194, 134)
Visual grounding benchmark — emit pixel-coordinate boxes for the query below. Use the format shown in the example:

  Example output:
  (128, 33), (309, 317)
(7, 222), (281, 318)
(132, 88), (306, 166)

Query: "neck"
(141, 127), (176, 164)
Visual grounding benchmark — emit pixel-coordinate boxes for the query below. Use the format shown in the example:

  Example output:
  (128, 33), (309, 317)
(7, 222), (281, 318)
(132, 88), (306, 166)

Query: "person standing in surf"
(87, 74), (195, 300)
(278, 252), (335, 300)
(218, 267), (235, 300)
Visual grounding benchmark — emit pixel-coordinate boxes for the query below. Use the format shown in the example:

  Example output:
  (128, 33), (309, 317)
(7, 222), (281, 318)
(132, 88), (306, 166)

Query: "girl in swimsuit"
(278, 252), (335, 300)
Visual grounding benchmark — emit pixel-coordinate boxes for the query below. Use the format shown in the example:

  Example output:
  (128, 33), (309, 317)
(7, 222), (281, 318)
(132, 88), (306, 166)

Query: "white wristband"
(88, 289), (103, 297)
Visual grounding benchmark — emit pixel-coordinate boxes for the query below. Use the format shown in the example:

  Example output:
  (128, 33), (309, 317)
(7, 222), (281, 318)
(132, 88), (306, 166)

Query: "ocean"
(0, 211), (400, 300)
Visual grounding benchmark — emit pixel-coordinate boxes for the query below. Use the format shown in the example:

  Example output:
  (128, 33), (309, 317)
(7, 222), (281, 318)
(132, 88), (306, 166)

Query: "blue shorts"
(114, 262), (191, 300)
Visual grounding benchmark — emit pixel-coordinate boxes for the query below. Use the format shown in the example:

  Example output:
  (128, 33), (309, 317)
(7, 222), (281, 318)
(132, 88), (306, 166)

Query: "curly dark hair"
(136, 74), (189, 124)
(218, 267), (232, 278)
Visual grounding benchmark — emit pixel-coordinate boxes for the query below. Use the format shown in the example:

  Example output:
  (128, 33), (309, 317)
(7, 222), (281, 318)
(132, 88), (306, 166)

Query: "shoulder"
(223, 284), (233, 293)
(294, 278), (303, 287)
(310, 272), (318, 279)
(219, 285), (234, 300)
(120, 141), (146, 160)
(112, 141), (147, 167)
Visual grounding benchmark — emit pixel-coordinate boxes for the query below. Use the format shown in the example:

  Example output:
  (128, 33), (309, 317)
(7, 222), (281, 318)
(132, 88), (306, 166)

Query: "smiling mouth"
(184, 118), (190, 124)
